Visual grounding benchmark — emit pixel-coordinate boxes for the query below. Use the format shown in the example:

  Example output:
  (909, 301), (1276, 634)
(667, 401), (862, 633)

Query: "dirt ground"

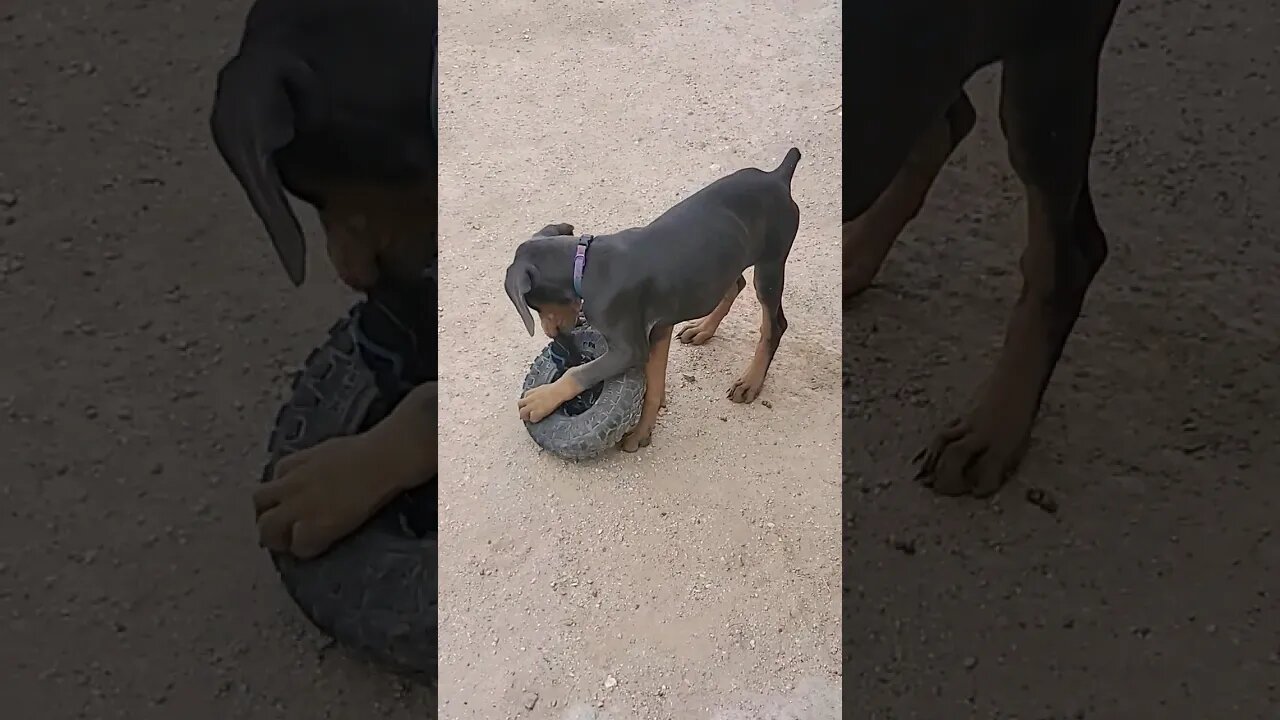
(0, 0), (437, 717)
(436, 0), (841, 718)
(844, 2), (1280, 718)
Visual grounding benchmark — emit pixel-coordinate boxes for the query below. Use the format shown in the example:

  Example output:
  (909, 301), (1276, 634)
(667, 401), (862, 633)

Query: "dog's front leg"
(254, 381), (438, 558)
(621, 325), (673, 452)
(518, 340), (642, 423)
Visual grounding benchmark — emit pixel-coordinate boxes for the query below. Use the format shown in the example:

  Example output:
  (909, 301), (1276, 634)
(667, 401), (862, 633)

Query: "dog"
(505, 148), (802, 452)
(210, 0), (437, 559)
(842, 0), (1122, 496)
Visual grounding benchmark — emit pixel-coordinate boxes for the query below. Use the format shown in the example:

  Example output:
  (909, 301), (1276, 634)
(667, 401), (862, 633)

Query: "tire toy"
(521, 323), (645, 461)
(261, 271), (436, 678)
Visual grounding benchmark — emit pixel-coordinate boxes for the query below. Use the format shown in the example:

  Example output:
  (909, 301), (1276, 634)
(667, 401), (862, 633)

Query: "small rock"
(963, 657), (978, 670)
(0, 192), (16, 208)
(1025, 488), (1058, 514)
(603, 675), (617, 689)
(522, 692), (538, 710)
(761, 399), (773, 409)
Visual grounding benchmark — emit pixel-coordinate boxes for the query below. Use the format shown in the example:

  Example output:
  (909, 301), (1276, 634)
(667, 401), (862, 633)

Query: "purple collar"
(572, 234), (594, 298)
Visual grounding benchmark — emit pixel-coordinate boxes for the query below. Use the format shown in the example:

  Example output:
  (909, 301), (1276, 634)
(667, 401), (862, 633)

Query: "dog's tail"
(770, 147), (802, 185)
(209, 48), (314, 286)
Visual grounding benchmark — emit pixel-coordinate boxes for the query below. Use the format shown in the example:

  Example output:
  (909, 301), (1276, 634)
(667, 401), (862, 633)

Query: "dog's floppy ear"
(210, 50), (311, 286)
(532, 223), (575, 238)
(504, 262), (537, 336)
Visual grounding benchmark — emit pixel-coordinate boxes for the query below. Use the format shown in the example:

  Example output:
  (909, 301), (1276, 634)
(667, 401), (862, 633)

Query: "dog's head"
(503, 224), (583, 338)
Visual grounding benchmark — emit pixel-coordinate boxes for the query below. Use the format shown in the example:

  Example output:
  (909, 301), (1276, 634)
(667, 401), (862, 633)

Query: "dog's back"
(592, 149), (802, 328)
(642, 148), (801, 260)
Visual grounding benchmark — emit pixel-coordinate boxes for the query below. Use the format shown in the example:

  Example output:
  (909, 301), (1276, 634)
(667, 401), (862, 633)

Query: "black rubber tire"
(522, 325), (645, 461)
(262, 315), (436, 679)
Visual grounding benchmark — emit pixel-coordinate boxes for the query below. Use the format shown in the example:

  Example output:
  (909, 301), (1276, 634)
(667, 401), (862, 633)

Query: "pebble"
(522, 692), (538, 710)
(891, 536), (917, 555)
(0, 192), (15, 208)
(603, 675), (617, 689)
(1025, 488), (1059, 514)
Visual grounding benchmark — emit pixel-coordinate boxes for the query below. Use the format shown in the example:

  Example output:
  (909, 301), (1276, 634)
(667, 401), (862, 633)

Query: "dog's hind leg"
(728, 262), (789, 404)
(843, 93), (975, 300)
(919, 2), (1120, 497)
(676, 275), (747, 345)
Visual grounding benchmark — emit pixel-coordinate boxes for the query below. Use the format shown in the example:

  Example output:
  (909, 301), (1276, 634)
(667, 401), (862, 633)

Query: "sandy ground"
(843, 1), (1280, 718)
(0, 0), (436, 717)
(436, 1), (842, 718)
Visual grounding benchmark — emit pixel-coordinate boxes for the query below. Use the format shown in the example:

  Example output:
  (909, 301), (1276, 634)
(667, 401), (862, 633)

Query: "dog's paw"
(254, 434), (412, 558)
(915, 409), (1033, 497)
(518, 383), (566, 423)
(727, 374), (765, 404)
(676, 319), (721, 345)
(620, 426), (653, 452)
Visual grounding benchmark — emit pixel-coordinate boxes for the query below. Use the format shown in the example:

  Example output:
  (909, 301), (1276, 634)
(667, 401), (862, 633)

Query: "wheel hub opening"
(548, 338), (602, 417)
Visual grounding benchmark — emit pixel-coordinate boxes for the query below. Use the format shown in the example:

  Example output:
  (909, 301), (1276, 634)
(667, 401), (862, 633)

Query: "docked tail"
(771, 147), (802, 184)
(209, 49), (310, 286)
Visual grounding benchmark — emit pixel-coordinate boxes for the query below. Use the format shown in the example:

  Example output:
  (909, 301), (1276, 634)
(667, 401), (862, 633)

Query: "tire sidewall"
(521, 325), (645, 460)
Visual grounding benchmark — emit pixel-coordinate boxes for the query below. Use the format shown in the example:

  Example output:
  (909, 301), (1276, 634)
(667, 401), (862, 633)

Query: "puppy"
(506, 150), (802, 451)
